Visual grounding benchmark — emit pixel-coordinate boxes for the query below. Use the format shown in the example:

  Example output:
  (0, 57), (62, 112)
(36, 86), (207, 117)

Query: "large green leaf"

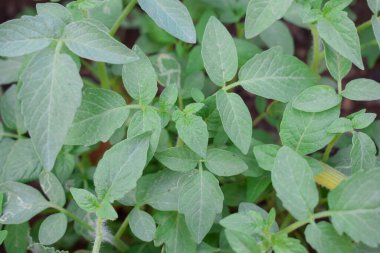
(0, 182), (49, 224)
(36, 3), (73, 34)
(201, 16), (238, 86)
(245, 0), (293, 38)
(63, 20), (137, 64)
(129, 208), (156, 242)
(94, 133), (150, 202)
(155, 147), (200, 172)
(205, 148), (248, 176)
(280, 104), (340, 155)
(0, 85), (26, 133)
(122, 46), (157, 104)
(38, 213), (67, 245)
(317, 10), (363, 69)
(0, 138), (41, 183)
(305, 222), (354, 253)
(238, 47), (319, 102)
(65, 88), (129, 146)
(272, 146), (319, 220)
(224, 229), (260, 253)
(178, 169), (224, 243)
(138, 0), (196, 43)
(19, 49), (83, 170)
(216, 90), (252, 154)
(328, 168), (380, 247)
(342, 78), (380, 101)
(350, 132), (377, 174)
(0, 16), (54, 57)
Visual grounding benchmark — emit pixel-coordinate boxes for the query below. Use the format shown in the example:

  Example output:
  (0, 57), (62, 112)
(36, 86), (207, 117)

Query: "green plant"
(0, 0), (380, 252)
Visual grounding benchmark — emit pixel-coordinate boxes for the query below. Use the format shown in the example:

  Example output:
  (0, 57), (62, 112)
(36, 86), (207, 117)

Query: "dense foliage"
(1, 0), (380, 252)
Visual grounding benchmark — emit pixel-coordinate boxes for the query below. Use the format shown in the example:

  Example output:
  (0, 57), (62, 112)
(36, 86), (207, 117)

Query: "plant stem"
(0, 132), (22, 139)
(115, 214), (130, 240)
(310, 24), (322, 73)
(98, 63), (110, 89)
(253, 112), (266, 127)
(109, 0), (138, 36)
(314, 163), (347, 190)
(337, 79), (343, 94)
(322, 133), (343, 162)
(92, 217), (103, 253)
(51, 204), (93, 231)
(222, 81), (241, 91)
(357, 19), (372, 33)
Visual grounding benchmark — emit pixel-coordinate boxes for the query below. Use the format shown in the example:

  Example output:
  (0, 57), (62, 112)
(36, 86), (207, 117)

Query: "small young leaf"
(138, 0), (196, 43)
(94, 132), (150, 202)
(129, 208), (156, 242)
(122, 46), (158, 104)
(65, 88), (130, 146)
(178, 169), (224, 243)
(216, 90), (252, 154)
(38, 213), (67, 245)
(201, 16), (238, 86)
(238, 47), (319, 102)
(305, 222), (354, 253)
(350, 132), (377, 174)
(224, 229), (260, 253)
(351, 112), (377, 129)
(292, 85), (341, 113)
(96, 201), (118, 220)
(272, 146), (319, 220)
(0, 182), (49, 224)
(323, 0), (352, 13)
(63, 20), (138, 64)
(205, 148), (248, 176)
(342, 78), (380, 101)
(245, 0), (293, 38)
(328, 168), (380, 247)
(155, 147), (200, 172)
(273, 236), (308, 253)
(317, 10), (363, 69)
(39, 170), (66, 207)
(324, 43), (352, 81)
(70, 188), (99, 213)
(253, 144), (280, 171)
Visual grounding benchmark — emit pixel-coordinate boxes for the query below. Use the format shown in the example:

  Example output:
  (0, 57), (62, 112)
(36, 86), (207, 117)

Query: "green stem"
(109, 0), (138, 36)
(253, 113), (266, 127)
(92, 217), (103, 253)
(310, 24), (322, 73)
(337, 79), (343, 94)
(115, 215), (129, 240)
(276, 211), (334, 236)
(0, 132), (22, 139)
(98, 63), (110, 89)
(322, 133), (343, 162)
(357, 19), (372, 33)
(222, 81), (241, 91)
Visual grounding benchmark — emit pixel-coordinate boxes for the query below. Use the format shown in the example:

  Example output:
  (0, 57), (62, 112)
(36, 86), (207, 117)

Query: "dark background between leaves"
(0, 1), (379, 252)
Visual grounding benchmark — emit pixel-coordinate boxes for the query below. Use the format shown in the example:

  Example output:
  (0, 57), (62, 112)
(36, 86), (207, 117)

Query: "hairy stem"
(115, 214), (130, 240)
(92, 217), (103, 253)
(322, 133), (343, 162)
(310, 24), (322, 73)
(109, 0), (138, 36)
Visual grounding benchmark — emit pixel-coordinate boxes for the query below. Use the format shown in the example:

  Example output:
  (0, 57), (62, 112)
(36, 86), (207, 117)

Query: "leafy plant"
(0, 0), (380, 252)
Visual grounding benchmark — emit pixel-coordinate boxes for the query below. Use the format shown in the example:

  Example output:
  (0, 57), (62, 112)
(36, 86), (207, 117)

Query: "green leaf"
(137, 0), (196, 43)
(253, 144), (280, 171)
(273, 236), (308, 253)
(122, 46), (158, 104)
(327, 117), (353, 133)
(70, 188), (99, 213)
(220, 211), (264, 235)
(351, 113), (377, 129)
(174, 112), (208, 158)
(305, 222), (354, 253)
(36, 3), (73, 33)
(65, 88), (129, 146)
(342, 78), (380, 101)
(350, 132), (377, 174)
(372, 15), (380, 49)
(324, 43), (352, 81)
(0, 182), (49, 224)
(94, 132), (150, 202)
(201, 16), (237, 86)
(224, 229), (260, 253)
(184, 103), (204, 114)
(178, 169), (224, 243)
(292, 85), (341, 112)
(272, 146), (319, 220)
(155, 147), (200, 172)
(323, 0), (352, 13)
(52, 151), (75, 183)
(19, 49), (83, 170)
(0, 230), (7, 245)
(317, 10), (363, 69)
(238, 47), (319, 103)
(28, 243), (69, 253)
(245, 0), (293, 38)
(280, 104), (340, 154)
(328, 168), (380, 247)
(4, 223), (29, 253)
(63, 20), (137, 64)
(205, 148), (248, 176)
(150, 53), (181, 87)
(0, 192), (3, 215)
(368, 0), (380, 14)
(0, 57), (23, 85)
(260, 21), (294, 55)
(129, 208), (156, 242)
(127, 108), (162, 157)
(155, 212), (196, 253)
(246, 174), (271, 202)
(39, 170), (66, 207)
(216, 90), (252, 154)
(0, 16), (54, 57)
(0, 85), (26, 133)
(38, 213), (67, 245)
(87, 0), (123, 28)
(0, 139), (41, 183)
(96, 200), (118, 220)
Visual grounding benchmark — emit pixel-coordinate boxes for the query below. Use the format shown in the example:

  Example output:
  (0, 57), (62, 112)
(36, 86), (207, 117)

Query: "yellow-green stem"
(92, 218), (103, 253)
(357, 19), (372, 33)
(109, 0), (138, 36)
(115, 215), (129, 240)
(310, 24), (322, 73)
(322, 133), (343, 162)
(97, 63), (110, 89)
